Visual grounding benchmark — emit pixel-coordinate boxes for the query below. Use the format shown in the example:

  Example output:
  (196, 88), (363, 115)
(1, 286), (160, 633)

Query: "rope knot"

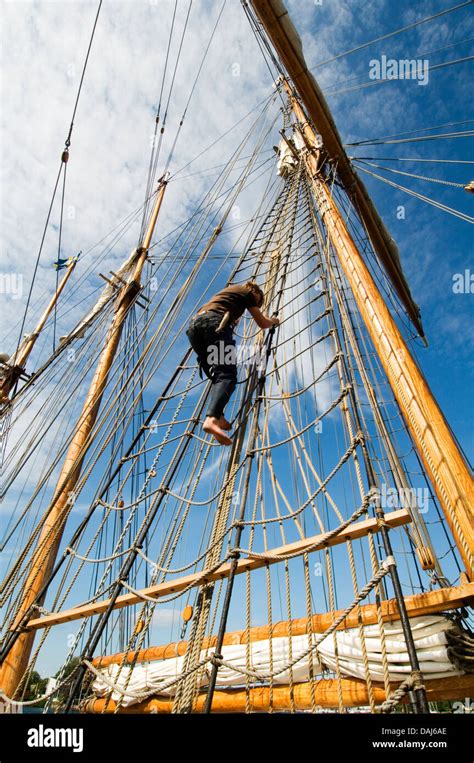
(410, 669), (425, 692)
(367, 486), (380, 505)
(381, 555), (396, 571)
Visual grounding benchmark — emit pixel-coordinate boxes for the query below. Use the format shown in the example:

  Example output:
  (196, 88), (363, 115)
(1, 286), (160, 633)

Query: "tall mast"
(283, 83), (473, 578)
(0, 259), (77, 404)
(247, 0), (473, 579)
(248, 0), (425, 339)
(0, 177), (168, 699)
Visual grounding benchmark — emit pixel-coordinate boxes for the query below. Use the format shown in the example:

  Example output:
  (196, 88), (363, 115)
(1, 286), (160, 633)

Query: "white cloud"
(0, 0), (275, 347)
(151, 606), (179, 628)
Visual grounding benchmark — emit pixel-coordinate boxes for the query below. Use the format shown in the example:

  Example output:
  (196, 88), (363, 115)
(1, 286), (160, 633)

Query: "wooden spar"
(248, 0), (423, 338)
(0, 178), (168, 699)
(0, 260), (76, 401)
(83, 674), (474, 713)
(23, 509), (412, 632)
(248, 0), (474, 575)
(282, 86), (474, 580)
(92, 582), (474, 668)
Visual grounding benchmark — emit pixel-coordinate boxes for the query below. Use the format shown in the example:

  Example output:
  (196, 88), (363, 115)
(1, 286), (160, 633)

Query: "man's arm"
(248, 306), (280, 329)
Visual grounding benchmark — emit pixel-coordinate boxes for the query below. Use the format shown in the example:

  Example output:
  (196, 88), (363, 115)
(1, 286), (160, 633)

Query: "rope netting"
(0, 143), (469, 714)
(0, 83), (471, 714)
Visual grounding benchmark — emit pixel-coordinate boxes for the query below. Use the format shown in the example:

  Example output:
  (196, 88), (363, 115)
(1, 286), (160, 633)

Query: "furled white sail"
(92, 615), (464, 706)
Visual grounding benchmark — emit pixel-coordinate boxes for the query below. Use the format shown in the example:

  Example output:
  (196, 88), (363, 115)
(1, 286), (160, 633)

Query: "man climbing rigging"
(186, 281), (280, 445)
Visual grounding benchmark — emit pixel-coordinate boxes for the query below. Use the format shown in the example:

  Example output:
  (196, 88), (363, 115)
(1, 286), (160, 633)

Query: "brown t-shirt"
(198, 284), (260, 324)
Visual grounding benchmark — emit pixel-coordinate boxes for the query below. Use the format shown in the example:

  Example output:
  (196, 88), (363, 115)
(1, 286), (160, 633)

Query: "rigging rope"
(12, 0), (103, 374)
(328, 56), (474, 97)
(52, 159), (68, 352)
(323, 36), (474, 95)
(164, 0), (227, 172)
(346, 129), (474, 147)
(1, 93), (465, 714)
(349, 156), (474, 165)
(310, 0), (473, 69)
(139, 0), (179, 241)
(353, 158), (467, 188)
(356, 163), (474, 223)
(346, 119), (474, 147)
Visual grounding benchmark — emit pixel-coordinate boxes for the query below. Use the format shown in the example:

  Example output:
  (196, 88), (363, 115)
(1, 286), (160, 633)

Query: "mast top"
(249, 0), (425, 339)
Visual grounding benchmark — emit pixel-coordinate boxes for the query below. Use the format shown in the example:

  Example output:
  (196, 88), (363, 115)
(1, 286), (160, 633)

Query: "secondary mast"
(0, 176), (168, 700)
(0, 258), (77, 405)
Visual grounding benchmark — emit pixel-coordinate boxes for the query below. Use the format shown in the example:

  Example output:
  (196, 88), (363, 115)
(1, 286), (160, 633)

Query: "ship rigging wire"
(12, 0), (103, 386)
(310, 0), (474, 70)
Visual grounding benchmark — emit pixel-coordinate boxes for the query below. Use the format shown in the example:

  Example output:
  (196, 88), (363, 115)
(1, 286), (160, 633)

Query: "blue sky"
(0, 0), (473, 682)
(286, 0), (474, 462)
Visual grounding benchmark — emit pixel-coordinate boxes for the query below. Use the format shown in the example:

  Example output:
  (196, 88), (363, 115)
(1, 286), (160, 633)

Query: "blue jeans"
(186, 312), (237, 419)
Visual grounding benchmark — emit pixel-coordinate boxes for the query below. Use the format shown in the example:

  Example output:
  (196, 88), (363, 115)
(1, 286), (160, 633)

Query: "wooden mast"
(0, 259), (77, 403)
(283, 85), (474, 577)
(248, 0), (424, 339)
(0, 177), (168, 699)
(245, 0), (473, 577)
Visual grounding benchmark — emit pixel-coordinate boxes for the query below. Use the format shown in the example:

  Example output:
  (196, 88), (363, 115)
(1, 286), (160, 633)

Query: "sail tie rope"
(83, 656), (211, 703)
(379, 670), (426, 713)
(206, 561), (392, 682)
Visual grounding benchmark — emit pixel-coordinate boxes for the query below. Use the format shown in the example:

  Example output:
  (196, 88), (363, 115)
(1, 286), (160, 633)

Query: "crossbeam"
(24, 509), (411, 631)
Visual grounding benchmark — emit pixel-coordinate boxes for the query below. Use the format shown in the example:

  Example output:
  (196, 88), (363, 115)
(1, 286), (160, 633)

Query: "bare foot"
(203, 417), (232, 446)
(218, 416), (232, 431)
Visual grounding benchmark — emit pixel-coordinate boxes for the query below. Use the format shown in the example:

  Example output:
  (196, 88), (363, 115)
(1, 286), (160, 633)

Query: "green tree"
(54, 657), (91, 707)
(23, 670), (48, 701)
